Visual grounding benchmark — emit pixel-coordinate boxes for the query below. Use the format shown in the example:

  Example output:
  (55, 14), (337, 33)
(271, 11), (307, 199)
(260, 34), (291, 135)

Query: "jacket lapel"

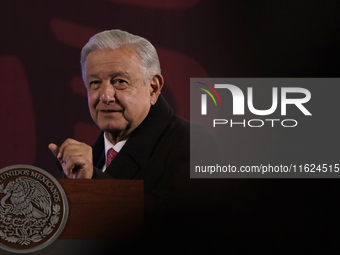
(92, 132), (105, 170)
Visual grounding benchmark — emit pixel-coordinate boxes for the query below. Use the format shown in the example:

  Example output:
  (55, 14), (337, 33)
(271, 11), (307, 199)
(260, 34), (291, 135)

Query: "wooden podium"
(57, 179), (144, 240)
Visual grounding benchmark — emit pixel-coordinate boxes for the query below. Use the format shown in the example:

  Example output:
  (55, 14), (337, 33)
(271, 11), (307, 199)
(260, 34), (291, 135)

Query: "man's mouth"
(100, 109), (122, 113)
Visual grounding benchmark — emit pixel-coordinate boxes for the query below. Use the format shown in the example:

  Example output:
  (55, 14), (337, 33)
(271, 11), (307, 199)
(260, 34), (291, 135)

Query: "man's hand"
(48, 139), (93, 179)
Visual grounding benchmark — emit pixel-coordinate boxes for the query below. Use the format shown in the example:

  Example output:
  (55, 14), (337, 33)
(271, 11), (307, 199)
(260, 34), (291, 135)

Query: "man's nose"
(99, 82), (115, 104)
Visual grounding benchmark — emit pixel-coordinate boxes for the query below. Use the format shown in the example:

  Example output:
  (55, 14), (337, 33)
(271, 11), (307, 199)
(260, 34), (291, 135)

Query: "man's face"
(85, 47), (158, 141)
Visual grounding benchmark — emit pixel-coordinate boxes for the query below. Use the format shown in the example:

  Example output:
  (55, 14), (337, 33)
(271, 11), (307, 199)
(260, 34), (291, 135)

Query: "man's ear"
(149, 74), (164, 105)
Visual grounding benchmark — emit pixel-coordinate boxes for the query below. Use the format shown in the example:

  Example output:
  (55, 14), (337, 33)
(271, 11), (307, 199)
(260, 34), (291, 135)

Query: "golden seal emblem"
(0, 165), (68, 253)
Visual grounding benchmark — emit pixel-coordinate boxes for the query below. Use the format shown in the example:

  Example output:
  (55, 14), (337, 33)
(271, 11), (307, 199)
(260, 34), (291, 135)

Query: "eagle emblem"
(0, 177), (60, 246)
(0, 177), (51, 219)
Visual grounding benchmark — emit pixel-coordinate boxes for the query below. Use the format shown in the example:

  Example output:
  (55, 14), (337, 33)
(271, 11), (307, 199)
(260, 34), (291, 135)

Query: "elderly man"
(48, 29), (198, 215)
(49, 30), (222, 253)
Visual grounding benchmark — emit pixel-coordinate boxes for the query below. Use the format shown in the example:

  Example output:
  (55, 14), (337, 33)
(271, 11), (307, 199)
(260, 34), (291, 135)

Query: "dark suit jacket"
(91, 95), (191, 215)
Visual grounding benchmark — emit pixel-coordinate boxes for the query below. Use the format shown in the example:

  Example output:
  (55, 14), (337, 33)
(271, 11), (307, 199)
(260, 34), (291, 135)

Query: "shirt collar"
(104, 133), (128, 164)
(104, 133), (128, 152)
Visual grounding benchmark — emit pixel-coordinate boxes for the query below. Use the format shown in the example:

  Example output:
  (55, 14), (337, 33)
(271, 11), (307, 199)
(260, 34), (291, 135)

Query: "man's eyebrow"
(87, 74), (100, 79)
(87, 71), (130, 80)
(109, 71), (130, 78)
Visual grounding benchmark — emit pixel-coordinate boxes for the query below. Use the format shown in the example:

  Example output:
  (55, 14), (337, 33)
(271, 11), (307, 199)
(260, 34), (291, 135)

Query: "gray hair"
(80, 29), (161, 82)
